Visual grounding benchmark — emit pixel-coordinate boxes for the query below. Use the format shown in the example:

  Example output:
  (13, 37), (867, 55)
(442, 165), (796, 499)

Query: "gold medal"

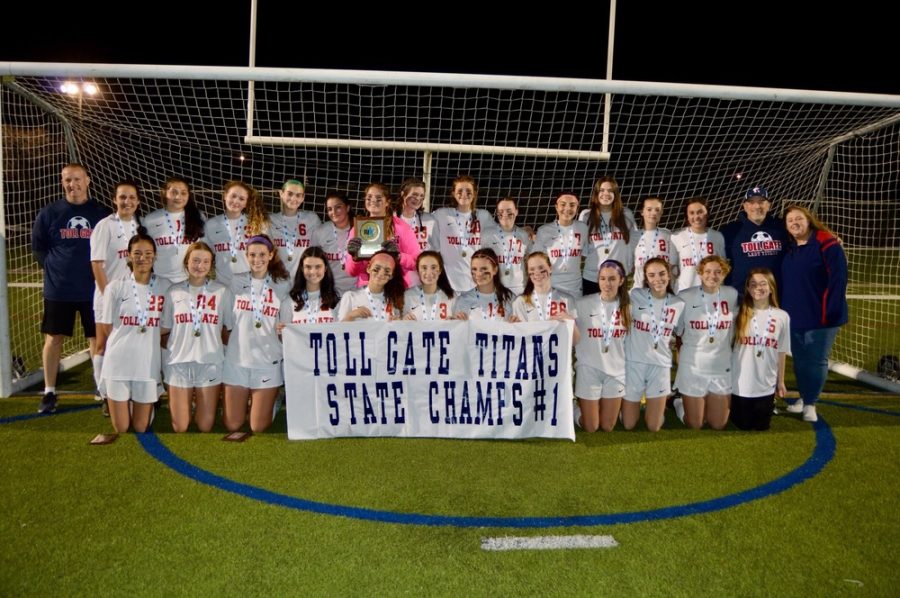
(287, 255), (293, 261)
(194, 330), (201, 337)
(709, 337), (715, 344)
(756, 350), (762, 357)
(461, 250), (467, 257)
(603, 346), (609, 353)
(653, 342), (658, 350)
(231, 256), (237, 263)
(504, 268), (511, 276)
(139, 326), (147, 333)
(255, 321), (262, 329)
(604, 248), (610, 254)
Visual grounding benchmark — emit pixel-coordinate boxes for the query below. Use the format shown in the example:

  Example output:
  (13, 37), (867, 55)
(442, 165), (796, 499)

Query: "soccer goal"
(1, 63), (899, 397)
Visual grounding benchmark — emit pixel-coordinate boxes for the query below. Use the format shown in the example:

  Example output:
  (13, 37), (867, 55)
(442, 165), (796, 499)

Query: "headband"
(599, 259), (626, 278)
(247, 235), (274, 250)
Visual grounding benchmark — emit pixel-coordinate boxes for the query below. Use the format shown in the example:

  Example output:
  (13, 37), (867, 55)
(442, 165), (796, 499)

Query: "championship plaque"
(355, 216), (392, 258)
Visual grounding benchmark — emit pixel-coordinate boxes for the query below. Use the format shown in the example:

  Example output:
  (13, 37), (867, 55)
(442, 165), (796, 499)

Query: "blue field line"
(137, 419), (836, 528)
(0, 403), (99, 424)
(818, 399), (900, 417)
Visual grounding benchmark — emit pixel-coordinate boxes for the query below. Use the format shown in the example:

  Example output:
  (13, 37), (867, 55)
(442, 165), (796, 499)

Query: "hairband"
(247, 235), (274, 250)
(599, 259), (626, 277)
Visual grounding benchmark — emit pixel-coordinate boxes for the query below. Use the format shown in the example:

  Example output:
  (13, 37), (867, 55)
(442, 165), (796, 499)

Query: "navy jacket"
(721, 213), (787, 295)
(781, 230), (849, 330)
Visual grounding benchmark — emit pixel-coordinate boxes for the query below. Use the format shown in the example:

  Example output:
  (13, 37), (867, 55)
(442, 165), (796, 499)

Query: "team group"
(32, 165), (849, 436)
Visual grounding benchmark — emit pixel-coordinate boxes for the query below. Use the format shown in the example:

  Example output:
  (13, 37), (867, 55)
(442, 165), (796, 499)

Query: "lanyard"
(752, 308), (776, 357)
(455, 210), (472, 256)
(556, 221), (575, 270)
(418, 288), (439, 321)
(227, 215), (246, 263)
(700, 287), (721, 343)
(250, 275), (271, 329)
(303, 290), (320, 323)
(599, 298), (618, 353)
(187, 280), (209, 337)
(130, 273), (156, 333)
(164, 210), (183, 245)
(366, 289), (387, 321)
(648, 290), (669, 350)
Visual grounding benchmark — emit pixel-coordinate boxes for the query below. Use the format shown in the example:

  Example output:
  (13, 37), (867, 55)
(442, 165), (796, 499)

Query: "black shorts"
(41, 298), (96, 337)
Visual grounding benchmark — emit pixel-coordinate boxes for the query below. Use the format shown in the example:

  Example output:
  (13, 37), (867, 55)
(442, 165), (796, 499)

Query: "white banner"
(283, 320), (574, 441)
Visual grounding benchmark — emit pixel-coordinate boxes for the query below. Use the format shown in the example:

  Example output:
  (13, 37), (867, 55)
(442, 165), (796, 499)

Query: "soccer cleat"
(673, 397), (685, 423)
(803, 405), (818, 422)
(786, 401), (804, 414)
(38, 392), (58, 414)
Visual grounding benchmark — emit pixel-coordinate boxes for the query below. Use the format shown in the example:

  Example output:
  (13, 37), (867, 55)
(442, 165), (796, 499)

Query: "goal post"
(1, 62), (899, 397)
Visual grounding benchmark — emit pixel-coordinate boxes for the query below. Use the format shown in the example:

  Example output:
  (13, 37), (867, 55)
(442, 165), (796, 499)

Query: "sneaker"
(38, 392), (58, 414)
(101, 399), (110, 418)
(803, 405), (818, 422)
(786, 401), (804, 414)
(673, 397), (685, 423)
(572, 401), (582, 429)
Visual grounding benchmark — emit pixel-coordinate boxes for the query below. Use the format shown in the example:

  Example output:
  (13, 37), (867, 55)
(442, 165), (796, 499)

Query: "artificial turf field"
(0, 372), (898, 597)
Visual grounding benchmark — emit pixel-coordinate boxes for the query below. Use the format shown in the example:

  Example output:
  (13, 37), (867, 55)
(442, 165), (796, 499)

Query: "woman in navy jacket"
(780, 205), (848, 422)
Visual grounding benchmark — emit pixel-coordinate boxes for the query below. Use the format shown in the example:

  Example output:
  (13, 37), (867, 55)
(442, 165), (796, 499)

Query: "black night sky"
(1, 1), (897, 95)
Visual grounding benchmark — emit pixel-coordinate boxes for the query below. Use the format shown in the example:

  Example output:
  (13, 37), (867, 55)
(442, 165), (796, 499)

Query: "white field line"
(481, 535), (619, 551)
(846, 294), (900, 300)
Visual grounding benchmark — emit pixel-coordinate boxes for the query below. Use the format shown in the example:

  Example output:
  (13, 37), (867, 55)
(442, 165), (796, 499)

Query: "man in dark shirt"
(32, 164), (109, 413)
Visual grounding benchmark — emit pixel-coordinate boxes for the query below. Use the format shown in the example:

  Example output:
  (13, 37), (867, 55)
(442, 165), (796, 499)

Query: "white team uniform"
(399, 212), (437, 252)
(90, 214), (138, 316)
(630, 227), (677, 290)
(431, 207), (497, 292)
(224, 273), (291, 386)
(161, 280), (233, 364)
(511, 290), (578, 322)
(279, 290), (337, 325)
(574, 294), (629, 398)
(398, 212), (437, 288)
(402, 287), (456, 321)
(204, 214), (264, 289)
(533, 220), (591, 298)
(670, 227), (726, 292)
(454, 289), (512, 321)
(732, 307), (791, 398)
(99, 275), (172, 402)
(673, 285), (737, 396)
(625, 289), (685, 401)
(144, 208), (202, 283)
(486, 227), (532, 295)
(580, 207), (638, 284)
(337, 288), (399, 322)
(270, 211), (321, 279)
(312, 221), (356, 295)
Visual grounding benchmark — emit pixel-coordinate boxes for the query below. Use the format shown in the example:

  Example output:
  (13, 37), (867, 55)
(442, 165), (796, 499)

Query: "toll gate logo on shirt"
(60, 216), (93, 239)
(741, 231), (781, 257)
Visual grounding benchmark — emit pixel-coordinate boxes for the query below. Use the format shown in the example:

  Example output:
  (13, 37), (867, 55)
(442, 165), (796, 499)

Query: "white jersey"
(402, 287), (456, 321)
(204, 214), (264, 288)
(312, 221), (356, 295)
(671, 227), (726, 292)
(90, 214), (138, 310)
(144, 208), (201, 283)
(279, 290), (337, 325)
(454, 289), (512, 321)
(580, 207), (638, 283)
(511, 289), (578, 323)
(676, 285), (737, 376)
(270, 210), (321, 279)
(161, 279), (234, 365)
(337, 288), (400, 322)
(533, 220), (591, 298)
(486, 227), (532, 295)
(399, 211), (437, 252)
(432, 207), (497, 292)
(630, 227), (677, 290)
(574, 294), (629, 376)
(99, 275), (172, 382)
(625, 288), (685, 367)
(732, 307), (791, 398)
(225, 273), (291, 369)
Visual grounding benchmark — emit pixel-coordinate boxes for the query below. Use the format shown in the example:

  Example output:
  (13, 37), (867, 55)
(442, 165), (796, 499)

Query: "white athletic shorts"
(575, 364), (625, 399)
(624, 362), (672, 402)
(223, 360), (283, 389)
(673, 369), (732, 398)
(105, 379), (159, 404)
(166, 362), (223, 389)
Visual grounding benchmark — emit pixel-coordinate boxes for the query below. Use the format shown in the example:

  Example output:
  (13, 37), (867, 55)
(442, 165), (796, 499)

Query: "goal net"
(1, 65), (898, 396)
